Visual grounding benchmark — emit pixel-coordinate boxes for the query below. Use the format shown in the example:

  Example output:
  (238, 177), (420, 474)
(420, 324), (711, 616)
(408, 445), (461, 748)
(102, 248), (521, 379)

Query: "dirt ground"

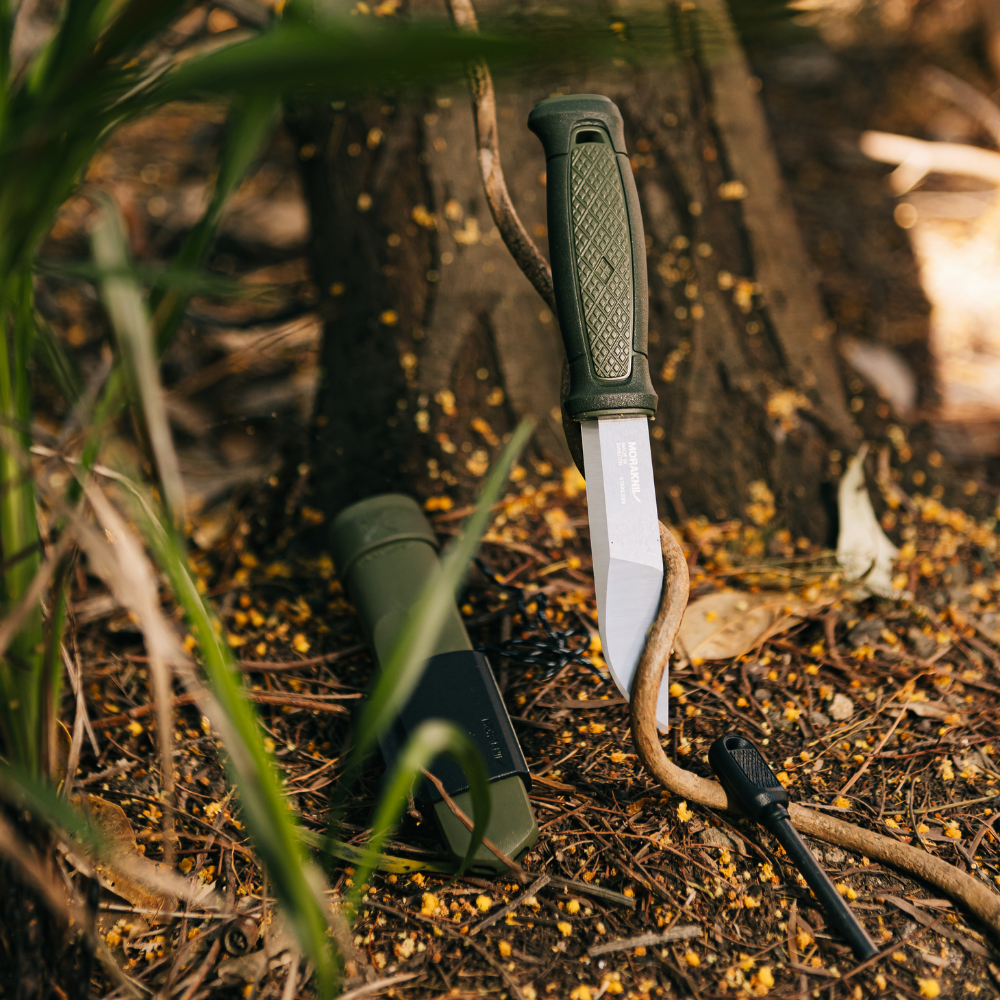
(32, 8), (1000, 1000)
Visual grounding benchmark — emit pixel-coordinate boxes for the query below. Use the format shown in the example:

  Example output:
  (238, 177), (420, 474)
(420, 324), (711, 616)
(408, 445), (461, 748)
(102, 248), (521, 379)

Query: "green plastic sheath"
(528, 94), (657, 420)
(329, 494), (537, 872)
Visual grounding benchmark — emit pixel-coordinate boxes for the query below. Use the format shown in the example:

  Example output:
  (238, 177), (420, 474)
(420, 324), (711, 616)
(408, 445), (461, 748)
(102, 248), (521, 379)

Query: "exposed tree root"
(630, 522), (1000, 939)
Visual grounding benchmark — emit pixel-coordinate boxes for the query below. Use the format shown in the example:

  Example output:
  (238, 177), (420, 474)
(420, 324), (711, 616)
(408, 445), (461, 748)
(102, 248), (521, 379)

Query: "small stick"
(420, 769), (526, 880)
(587, 925), (701, 958)
(469, 873), (550, 935)
(335, 974), (420, 1000)
(126, 646), (366, 672)
(968, 811), (1000, 857)
(177, 939), (220, 1000)
(92, 690), (349, 729)
(546, 875), (636, 910)
(837, 702), (907, 797)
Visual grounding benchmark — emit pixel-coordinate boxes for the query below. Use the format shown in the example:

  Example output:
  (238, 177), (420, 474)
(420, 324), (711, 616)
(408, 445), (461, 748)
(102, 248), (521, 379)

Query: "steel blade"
(581, 417), (668, 731)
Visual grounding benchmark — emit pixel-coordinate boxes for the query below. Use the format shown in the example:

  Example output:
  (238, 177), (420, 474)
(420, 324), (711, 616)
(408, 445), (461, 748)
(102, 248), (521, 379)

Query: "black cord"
(470, 556), (604, 681)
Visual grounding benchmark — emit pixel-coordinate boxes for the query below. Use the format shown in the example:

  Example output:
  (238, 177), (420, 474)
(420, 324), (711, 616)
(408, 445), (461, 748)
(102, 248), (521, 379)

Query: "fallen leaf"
(77, 796), (177, 918)
(836, 446), (900, 598)
(905, 700), (964, 721)
(676, 590), (817, 662)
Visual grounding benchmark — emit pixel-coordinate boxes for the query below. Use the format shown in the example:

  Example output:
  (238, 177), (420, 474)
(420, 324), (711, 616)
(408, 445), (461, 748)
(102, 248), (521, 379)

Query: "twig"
(420, 768), (526, 880)
(469, 874), (550, 935)
(0, 530), (74, 661)
(99, 903), (230, 920)
(62, 641), (99, 800)
(907, 781), (929, 854)
(279, 950), (300, 1000)
(444, 0), (556, 314)
(237, 645), (366, 671)
(546, 875), (636, 910)
(587, 925), (701, 958)
(127, 645), (367, 672)
(837, 702), (907, 797)
(884, 894), (988, 956)
(822, 609), (850, 674)
(177, 939), (221, 1000)
(335, 974), (421, 1000)
(969, 811), (1000, 856)
(92, 690), (350, 729)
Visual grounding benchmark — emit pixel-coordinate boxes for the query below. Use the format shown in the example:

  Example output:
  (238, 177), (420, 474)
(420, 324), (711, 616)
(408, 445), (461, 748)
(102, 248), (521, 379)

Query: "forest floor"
(34, 12), (1000, 1000)
(77, 458), (1000, 1000)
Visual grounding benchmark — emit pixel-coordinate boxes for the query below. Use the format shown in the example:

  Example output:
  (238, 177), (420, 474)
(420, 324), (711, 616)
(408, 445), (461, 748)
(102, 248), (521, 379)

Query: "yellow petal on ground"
(293, 633), (311, 653)
(917, 979), (940, 998)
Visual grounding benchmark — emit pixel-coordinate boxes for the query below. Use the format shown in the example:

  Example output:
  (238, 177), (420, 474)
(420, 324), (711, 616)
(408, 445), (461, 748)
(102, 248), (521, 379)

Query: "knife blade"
(529, 94), (668, 730)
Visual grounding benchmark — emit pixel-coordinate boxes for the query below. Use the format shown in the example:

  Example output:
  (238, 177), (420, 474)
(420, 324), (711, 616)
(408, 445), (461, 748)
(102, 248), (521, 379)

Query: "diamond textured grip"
(708, 733), (790, 823)
(528, 94), (657, 420)
(731, 747), (783, 790)
(570, 142), (633, 380)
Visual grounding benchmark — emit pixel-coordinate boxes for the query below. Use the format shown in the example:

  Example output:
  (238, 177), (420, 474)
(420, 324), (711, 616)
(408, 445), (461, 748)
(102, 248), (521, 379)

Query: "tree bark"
(293, 0), (857, 540)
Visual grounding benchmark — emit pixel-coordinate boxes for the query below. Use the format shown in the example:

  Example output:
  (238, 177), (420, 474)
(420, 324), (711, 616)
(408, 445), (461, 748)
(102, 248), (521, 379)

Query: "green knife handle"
(528, 94), (656, 420)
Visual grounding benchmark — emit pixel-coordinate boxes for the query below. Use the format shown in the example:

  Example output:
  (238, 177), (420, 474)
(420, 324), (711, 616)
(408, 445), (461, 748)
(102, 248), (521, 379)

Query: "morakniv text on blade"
(529, 95), (668, 730)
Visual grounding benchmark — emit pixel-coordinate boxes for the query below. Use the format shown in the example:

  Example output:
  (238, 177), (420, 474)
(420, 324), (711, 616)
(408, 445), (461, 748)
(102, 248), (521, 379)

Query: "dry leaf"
(837, 446), (900, 598)
(676, 590), (814, 662)
(77, 795), (178, 918)
(904, 700), (964, 722)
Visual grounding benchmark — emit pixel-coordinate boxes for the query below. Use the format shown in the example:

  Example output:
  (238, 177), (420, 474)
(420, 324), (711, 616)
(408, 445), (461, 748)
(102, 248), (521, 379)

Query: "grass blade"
(351, 719), (492, 906)
(151, 93), (279, 351)
(90, 194), (185, 524)
(0, 268), (45, 772)
(154, 22), (543, 102)
(134, 506), (337, 995)
(346, 418), (533, 775)
(349, 719), (491, 903)
(33, 313), (83, 405)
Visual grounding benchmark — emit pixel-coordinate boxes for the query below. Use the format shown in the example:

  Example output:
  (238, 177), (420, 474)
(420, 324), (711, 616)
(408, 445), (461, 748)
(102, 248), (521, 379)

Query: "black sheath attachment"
(378, 650), (530, 805)
(710, 733), (879, 962)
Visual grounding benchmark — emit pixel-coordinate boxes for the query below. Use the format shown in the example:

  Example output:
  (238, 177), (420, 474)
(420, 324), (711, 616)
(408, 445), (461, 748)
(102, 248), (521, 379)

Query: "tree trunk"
(293, 0), (857, 541)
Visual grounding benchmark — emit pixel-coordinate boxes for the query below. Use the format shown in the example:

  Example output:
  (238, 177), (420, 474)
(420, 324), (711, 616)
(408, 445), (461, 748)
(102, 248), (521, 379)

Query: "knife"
(529, 95), (668, 730)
